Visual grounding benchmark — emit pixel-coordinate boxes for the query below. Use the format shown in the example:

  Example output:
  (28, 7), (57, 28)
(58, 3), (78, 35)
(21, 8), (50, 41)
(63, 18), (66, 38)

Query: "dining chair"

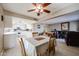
(38, 35), (56, 56)
(44, 32), (53, 37)
(18, 38), (27, 56)
(32, 32), (38, 37)
(47, 37), (56, 55)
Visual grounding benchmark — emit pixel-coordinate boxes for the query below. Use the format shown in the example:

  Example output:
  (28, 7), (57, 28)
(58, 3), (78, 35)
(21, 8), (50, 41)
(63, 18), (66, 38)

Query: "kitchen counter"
(4, 32), (17, 35)
(4, 32), (18, 49)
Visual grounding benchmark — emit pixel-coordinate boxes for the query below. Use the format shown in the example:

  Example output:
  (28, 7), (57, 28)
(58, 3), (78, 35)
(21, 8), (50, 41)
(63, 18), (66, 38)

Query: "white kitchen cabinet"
(4, 32), (18, 49)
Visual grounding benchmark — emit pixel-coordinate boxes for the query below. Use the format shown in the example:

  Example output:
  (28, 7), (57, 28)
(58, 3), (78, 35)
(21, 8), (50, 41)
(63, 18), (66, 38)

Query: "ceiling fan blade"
(43, 9), (50, 13)
(27, 9), (35, 12)
(37, 13), (40, 16)
(32, 3), (37, 6)
(42, 3), (51, 7)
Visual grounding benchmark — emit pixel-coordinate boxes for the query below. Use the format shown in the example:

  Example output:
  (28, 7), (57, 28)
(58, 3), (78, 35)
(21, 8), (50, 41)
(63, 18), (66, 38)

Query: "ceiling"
(1, 3), (79, 24)
(1, 3), (73, 20)
(40, 10), (79, 24)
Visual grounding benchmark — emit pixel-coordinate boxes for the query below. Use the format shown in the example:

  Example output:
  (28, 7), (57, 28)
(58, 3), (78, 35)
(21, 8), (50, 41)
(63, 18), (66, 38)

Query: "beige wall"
(70, 21), (78, 31)
(48, 21), (79, 31)
(4, 15), (12, 28)
(0, 5), (4, 55)
(49, 24), (61, 31)
(33, 23), (55, 33)
(33, 21), (79, 33)
(32, 24), (46, 33)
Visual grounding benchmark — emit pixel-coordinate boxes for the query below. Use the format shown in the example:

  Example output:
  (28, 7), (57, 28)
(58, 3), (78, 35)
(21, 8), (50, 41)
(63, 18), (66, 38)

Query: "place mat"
(35, 37), (45, 41)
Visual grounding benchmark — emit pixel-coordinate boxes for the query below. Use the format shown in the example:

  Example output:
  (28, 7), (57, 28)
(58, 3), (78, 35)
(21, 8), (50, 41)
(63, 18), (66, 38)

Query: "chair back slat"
(48, 37), (56, 55)
(19, 38), (27, 56)
(32, 32), (38, 37)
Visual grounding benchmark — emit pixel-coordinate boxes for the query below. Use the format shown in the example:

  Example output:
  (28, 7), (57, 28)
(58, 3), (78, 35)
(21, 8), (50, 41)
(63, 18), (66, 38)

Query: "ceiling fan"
(27, 3), (51, 16)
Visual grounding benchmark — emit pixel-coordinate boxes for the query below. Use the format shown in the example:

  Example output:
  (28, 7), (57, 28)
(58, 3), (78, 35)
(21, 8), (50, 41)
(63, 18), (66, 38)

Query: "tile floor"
(3, 39), (79, 56)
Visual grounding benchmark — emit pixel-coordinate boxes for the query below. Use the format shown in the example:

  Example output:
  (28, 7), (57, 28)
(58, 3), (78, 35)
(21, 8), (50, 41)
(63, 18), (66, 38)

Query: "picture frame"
(61, 22), (70, 31)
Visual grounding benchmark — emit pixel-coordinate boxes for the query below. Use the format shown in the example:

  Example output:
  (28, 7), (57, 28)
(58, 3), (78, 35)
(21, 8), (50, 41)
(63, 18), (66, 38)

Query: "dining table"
(23, 35), (50, 56)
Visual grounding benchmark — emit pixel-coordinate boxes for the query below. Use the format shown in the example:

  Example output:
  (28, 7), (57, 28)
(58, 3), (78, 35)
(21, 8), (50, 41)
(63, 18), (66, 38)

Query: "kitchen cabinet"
(4, 32), (18, 49)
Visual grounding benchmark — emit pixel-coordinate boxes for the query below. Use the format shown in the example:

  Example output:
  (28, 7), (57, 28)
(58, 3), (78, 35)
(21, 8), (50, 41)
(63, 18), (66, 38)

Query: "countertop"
(4, 32), (17, 35)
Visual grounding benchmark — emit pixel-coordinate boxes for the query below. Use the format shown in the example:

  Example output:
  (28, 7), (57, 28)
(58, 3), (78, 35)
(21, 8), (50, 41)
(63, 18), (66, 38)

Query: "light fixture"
(28, 3), (51, 16)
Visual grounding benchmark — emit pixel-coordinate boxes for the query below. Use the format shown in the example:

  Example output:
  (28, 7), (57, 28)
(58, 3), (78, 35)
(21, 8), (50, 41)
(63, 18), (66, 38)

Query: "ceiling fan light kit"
(27, 3), (51, 16)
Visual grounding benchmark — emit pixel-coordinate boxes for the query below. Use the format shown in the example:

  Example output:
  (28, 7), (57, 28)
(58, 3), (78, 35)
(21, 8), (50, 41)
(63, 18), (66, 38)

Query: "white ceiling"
(1, 3), (79, 25)
(2, 3), (73, 20)
(40, 10), (79, 24)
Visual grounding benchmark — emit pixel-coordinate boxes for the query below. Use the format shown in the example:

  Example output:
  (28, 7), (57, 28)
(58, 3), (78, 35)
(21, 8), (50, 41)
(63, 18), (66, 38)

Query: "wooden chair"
(38, 36), (56, 56)
(18, 38), (27, 56)
(47, 37), (56, 55)
(32, 32), (38, 37)
(44, 32), (54, 37)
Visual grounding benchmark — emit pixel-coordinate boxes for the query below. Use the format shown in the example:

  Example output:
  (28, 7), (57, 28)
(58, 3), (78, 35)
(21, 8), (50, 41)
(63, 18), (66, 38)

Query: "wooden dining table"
(23, 35), (49, 56)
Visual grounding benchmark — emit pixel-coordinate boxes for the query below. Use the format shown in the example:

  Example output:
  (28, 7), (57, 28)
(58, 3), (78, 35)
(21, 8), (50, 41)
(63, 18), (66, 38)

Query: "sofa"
(65, 31), (79, 46)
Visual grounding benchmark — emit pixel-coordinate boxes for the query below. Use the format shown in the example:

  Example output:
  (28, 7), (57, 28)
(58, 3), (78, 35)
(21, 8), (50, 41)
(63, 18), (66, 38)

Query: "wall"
(0, 5), (4, 55)
(32, 24), (57, 33)
(48, 21), (79, 32)
(4, 15), (12, 28)
(49, 23), (61, 31)
(70, 21), (78, 31)
(33, 21), (79, 33)
(32, 24), (46, 33)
